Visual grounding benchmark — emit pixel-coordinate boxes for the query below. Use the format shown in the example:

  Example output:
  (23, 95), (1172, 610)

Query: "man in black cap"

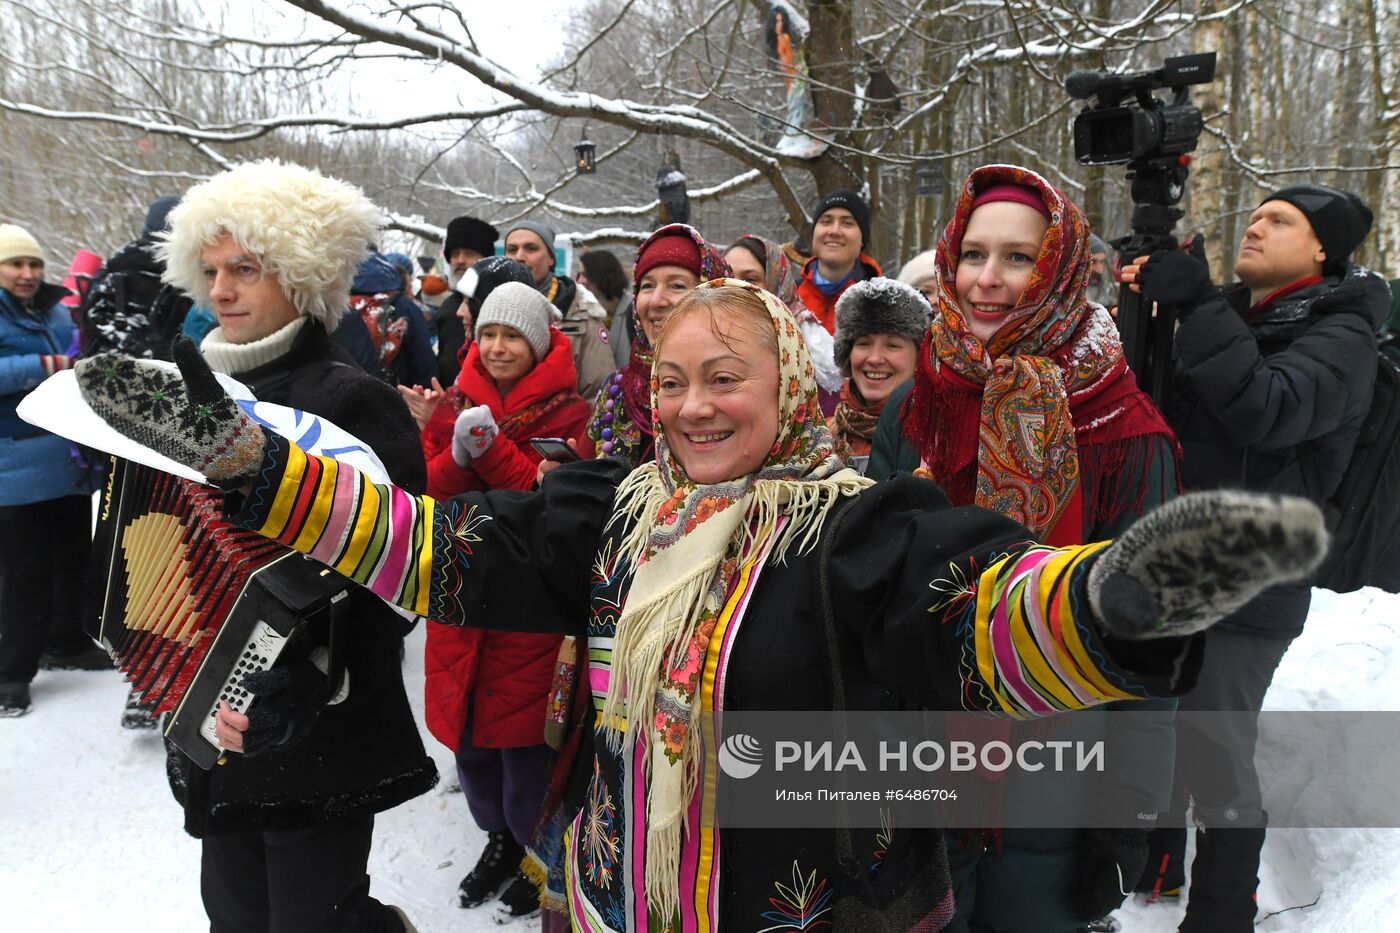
(795, 188), (882, 334)
(435, 216), (499, 384)
(504, 220), (613, 397)
(1121, 184), (1390, 932)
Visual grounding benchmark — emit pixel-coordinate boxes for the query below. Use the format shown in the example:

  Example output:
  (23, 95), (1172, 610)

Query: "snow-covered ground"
(3, 588), (1398, 932)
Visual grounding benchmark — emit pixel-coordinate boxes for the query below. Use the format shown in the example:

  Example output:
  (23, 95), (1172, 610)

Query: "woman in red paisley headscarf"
(886, 164), (1185, 933)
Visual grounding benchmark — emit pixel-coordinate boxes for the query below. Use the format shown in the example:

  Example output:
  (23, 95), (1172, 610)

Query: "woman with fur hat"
(0, 224), (105, 717)
(827, 278), (930, 461)
(78, 274), (1327, 933)
(873, 164), (1184, 933)
(581, 224), (728, 468)
(416, 280), (592, 922)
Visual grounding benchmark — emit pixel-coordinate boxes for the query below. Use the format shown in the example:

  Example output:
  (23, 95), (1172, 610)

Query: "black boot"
(38, 643), (113, 671)
(1135, 825), (1187, 900)
(1178, 824), (1267, 933)
(0, 682), (31, 718)
(494, 870), (542, 923)
(121, 685), (159, 730)
(458, 831), (524, 908)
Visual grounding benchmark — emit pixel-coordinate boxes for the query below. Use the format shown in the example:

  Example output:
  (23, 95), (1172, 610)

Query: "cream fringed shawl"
(594, 279), (873, 923)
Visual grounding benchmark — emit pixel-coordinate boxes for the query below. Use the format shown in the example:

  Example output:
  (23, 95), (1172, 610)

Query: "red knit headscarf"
(903, 164), (1177, 543)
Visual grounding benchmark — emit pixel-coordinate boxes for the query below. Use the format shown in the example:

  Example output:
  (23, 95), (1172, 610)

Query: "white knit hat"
(0, 224), (45, 266)
(474, 281), (554, 361)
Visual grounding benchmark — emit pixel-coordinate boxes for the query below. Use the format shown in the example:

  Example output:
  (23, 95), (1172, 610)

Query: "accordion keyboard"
(198, 621), (290, 753)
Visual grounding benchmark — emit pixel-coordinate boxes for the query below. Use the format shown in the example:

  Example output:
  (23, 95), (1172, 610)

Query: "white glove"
(451, 405), (499, 465)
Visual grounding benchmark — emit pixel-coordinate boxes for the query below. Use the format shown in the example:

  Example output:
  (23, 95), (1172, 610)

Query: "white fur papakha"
(157, 160), (382, 333)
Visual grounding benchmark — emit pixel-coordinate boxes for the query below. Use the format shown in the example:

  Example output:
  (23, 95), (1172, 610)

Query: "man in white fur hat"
(156, 160), (433, 933)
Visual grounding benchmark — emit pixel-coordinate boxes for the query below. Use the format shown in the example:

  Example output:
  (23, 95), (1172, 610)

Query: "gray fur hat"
(833, 277), (933, 376)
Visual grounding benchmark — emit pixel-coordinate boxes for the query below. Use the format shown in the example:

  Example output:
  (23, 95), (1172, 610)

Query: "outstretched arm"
(75, 339), (624, 634)
(240, 432), (623, 629)
(829, 476), (1324, 715)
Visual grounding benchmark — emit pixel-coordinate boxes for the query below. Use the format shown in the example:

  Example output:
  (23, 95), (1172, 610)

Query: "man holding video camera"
(1121, 184), (1388, 931)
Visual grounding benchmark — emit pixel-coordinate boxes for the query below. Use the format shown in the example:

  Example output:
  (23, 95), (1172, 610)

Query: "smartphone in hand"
(529, 437), (582, 462)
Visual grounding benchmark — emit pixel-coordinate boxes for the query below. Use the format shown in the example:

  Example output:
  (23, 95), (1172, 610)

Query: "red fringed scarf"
(903, 164), (1178, 543)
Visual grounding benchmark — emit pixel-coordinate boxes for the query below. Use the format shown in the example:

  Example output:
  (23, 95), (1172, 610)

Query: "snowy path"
(3, 589), (1399, 931)
(0, 623), (515, 933)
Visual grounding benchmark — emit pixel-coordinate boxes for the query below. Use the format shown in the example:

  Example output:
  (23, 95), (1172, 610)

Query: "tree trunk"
(1192, 0), (1231, 273)
(805, 0), (862, 196)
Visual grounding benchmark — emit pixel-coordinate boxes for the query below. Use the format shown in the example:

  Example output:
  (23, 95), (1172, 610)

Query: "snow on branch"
(0, 98), (528, 142)
(282, 0), (812, 230)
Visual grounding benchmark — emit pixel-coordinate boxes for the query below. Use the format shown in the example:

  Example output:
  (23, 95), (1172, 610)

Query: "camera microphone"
(1065, 70), (1105, 100)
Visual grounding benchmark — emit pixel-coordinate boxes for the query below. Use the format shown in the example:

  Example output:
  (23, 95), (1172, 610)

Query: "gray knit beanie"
(474, 281), (554, 361)
(505, 220), (557, 253)
(833, 278), (933, 376)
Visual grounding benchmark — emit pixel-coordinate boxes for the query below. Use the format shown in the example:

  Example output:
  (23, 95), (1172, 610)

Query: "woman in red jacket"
(418, 281), (591, 922)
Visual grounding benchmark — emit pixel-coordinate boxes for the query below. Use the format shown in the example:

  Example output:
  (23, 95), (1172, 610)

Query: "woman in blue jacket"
(0, 224), (103, 717)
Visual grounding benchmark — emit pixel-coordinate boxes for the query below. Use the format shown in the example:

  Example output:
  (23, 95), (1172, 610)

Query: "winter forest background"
(1, 0), (1397, 277)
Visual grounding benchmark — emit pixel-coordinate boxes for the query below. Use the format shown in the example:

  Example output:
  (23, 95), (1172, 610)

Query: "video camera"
(1068, 54), (1215, 165)
(1066, 53), (1218, 403)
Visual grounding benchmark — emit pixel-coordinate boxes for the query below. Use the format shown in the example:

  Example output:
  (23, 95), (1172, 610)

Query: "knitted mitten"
(1088, 490), (1327, 640)
(76, 335), (267, 485)
(451, 404), (499, 465)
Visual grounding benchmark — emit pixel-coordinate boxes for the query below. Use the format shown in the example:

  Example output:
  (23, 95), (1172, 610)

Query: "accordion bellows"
(89, 457), (347, 768)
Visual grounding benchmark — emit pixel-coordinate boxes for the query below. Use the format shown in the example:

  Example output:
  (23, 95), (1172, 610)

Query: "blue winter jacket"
(1, 283), (92, 506)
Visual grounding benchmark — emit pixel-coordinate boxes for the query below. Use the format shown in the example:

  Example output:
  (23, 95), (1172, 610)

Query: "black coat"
(1165, 265), (1390, 633)
(399, 460), (1201, 928)
(167, 320), (437, 837)
(435, 292), (467, 386)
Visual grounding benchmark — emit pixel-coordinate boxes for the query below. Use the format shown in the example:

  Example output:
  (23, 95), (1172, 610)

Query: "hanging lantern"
(915, 151), (947, 197)
(655, 150), (689, 226)
(574, 126), (596, 175)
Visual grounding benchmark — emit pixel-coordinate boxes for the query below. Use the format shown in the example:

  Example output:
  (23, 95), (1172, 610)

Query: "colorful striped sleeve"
(828, 477), (1196, 717)
(962, 541), (1143, 718)
(242, 432), (449, 618)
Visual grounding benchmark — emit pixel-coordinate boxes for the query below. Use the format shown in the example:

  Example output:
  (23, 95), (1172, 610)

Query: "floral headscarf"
(730, 233), (802, 311)
(586, 224), (728, 464)
(904, 164), (1173, 540)
(603, 279), (871, 919)
(732, 233), (845, 395)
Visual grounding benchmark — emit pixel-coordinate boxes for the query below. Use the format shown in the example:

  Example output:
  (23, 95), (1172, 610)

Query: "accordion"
(89, 456), (348, 769)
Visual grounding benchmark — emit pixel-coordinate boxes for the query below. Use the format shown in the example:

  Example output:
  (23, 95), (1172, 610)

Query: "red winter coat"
(421, 328), (591, 750)
(796, 254), (883, 334)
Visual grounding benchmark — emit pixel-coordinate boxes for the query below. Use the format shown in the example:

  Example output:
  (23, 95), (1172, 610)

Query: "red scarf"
(904, 165), (1177, 542)
(450, 327), (585, 439)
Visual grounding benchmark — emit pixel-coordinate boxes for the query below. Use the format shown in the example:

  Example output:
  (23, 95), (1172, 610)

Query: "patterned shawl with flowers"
(736, 233), (845, 397)
(903, 164), (1176, 541)
(600, 278), (872, 920)
(585, 224), (729, 466)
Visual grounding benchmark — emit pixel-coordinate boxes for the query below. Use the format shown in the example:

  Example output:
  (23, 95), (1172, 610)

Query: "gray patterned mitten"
(1087, 491), (1328, 640)
(76, 336), (267, 485)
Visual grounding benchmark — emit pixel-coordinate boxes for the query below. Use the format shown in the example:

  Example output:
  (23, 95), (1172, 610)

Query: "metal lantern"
(655, 151), (690, 226)
(915, 151), (947, 197)
(574, 128), (596, 175)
